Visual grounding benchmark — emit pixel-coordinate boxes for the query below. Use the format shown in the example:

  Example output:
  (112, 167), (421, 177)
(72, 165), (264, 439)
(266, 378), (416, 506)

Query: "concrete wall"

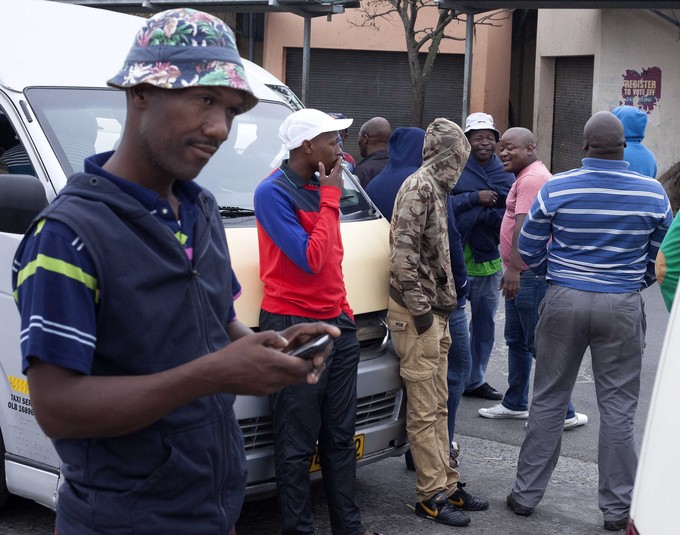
(469, 12), (513, 128)
(262, 8), (512, 129)
(535, 8), (678, 176)
(597, 9), (678, 176)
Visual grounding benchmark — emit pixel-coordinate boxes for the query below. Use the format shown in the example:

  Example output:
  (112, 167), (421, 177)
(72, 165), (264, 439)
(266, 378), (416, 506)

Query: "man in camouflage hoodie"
(388, 118), (489, 527)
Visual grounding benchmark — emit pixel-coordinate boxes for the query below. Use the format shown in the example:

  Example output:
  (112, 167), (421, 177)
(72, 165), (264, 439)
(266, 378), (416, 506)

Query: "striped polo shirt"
(13, 152), (241, 375)
(1, 143), (35, 175)
(518, 157), (673, 293)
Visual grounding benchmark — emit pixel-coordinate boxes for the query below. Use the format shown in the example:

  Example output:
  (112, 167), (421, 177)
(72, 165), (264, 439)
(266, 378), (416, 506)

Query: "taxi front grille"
(355, 390), (400, 428)
(239, 390), (401, 451)
(239, 416), (274, 451)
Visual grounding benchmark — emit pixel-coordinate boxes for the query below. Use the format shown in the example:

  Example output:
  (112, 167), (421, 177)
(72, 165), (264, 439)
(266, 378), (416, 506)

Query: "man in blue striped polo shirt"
(506, 111), (673, 532)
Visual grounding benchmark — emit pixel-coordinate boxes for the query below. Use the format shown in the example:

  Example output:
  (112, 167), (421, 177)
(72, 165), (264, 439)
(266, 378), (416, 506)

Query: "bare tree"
(352, 1), (509, 127)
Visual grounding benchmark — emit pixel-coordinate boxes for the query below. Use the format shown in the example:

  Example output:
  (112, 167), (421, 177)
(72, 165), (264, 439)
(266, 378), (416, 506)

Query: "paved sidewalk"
(237, 434), (605, 535)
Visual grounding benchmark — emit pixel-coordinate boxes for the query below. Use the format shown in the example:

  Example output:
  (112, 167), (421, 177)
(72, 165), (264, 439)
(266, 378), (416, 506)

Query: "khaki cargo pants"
(388, 297), (460, 501)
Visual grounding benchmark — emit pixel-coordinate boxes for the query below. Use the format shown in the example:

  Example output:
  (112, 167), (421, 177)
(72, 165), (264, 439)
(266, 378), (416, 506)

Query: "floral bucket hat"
(107, 8), (258, 113)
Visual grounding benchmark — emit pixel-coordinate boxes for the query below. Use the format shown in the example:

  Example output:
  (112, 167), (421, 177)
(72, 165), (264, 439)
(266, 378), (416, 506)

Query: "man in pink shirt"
(478, 128), (587, 429)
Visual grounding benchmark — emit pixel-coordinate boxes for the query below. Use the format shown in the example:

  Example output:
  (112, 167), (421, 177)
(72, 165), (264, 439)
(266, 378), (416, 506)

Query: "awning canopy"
(54, 0), (359, 17)
(436, 0), (680, 13)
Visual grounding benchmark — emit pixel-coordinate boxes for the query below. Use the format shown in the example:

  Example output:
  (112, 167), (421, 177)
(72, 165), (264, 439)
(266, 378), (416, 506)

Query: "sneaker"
(603, 517), (629, 531)
(506, 493), (533, 516)
(464, 382), (503, 400)
(563, 412), (588, 429)
(448, 482), (489, 511)
(415, 491), (471, 526)
(479, 403), (529, 420)
(449, 441), (460, 469)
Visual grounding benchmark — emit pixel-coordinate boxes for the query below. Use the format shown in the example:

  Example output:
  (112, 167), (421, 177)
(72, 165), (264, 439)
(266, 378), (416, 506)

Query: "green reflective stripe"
(175, 231), (188, 246)
(16, 253), (98, 296)
(33, 218), (46, 236)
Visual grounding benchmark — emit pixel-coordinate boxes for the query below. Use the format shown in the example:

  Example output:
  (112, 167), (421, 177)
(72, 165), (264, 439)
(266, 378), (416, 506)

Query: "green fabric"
(464, 243), (502, 276)
(659, 215), (680, 311)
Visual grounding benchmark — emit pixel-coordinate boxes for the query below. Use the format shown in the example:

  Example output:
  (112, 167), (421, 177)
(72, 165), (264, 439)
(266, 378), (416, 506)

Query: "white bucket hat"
(464, 112), (500, 141)
(271, 109), (353, 167)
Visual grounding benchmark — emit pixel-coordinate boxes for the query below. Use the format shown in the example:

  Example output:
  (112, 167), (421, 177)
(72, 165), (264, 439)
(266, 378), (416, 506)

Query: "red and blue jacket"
(254, 162), (352, 320)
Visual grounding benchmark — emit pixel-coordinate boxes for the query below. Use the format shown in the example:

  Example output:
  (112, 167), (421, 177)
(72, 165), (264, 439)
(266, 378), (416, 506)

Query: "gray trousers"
(512, 285), (645, 521)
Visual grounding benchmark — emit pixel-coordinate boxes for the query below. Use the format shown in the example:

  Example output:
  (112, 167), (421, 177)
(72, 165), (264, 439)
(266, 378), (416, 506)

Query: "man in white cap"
(254, 109), (381, 535)
(451, 112), (515, 403)
(12, 9), (334, 535)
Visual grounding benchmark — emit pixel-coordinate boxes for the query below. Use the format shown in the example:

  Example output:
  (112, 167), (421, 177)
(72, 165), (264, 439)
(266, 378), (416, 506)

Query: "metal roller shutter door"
(285, 48), (464, 158)
(550, 55), (594, 174)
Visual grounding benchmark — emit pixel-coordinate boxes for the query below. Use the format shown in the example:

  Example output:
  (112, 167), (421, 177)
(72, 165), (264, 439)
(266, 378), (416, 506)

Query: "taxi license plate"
(309, 434), (365, 473)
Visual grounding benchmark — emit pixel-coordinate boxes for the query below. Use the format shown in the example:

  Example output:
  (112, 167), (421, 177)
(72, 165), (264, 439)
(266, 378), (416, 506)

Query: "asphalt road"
(1, 285), (670, 534)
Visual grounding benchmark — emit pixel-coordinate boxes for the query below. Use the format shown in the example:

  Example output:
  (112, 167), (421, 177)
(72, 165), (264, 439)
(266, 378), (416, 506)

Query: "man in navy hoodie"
(451, 113), (515, 402)
(366, 127), (425, 221)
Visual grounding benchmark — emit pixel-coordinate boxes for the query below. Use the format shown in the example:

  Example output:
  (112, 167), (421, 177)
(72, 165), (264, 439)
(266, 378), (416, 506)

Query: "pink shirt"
(500, 160), (551, 270)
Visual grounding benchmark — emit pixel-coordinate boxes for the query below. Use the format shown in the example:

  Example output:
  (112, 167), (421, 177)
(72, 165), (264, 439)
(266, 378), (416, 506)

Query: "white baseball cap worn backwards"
(271, 109), (353, 167)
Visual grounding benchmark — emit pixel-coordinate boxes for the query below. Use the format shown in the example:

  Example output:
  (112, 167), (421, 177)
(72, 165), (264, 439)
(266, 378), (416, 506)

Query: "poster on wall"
(620, 67), (662, 125)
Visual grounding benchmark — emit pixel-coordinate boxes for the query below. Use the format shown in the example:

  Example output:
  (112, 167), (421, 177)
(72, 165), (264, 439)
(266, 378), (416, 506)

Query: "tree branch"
(346, 0), (512, 126)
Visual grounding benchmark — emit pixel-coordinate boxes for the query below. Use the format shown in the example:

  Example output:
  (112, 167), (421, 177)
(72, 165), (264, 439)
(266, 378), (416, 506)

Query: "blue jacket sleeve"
(644, 202), (674, 288)
(450, 190), (481, 215)
(254, 179), (315, 273)
(447, 198), (468, 306)
(518, 187), (550, 275)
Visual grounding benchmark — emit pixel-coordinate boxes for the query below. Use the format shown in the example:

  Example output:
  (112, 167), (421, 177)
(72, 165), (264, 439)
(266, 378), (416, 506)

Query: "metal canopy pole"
(461, 10), (474, 124)
(248, 13), (255, 62)
(302, 15), (311, 105)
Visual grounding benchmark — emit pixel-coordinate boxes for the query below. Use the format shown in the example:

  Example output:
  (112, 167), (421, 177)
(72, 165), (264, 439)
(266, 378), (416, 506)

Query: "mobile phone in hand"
(287, 333), (334, 360)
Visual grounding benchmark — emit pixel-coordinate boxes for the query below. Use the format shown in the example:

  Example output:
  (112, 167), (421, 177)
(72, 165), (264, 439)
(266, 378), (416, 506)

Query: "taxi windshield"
(26, 87), (376, 223)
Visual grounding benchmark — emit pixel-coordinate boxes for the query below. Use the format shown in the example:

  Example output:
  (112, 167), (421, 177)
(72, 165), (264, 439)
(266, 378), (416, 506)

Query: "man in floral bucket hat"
(12, 8), (337, 535)
(107, 7), (259, 111)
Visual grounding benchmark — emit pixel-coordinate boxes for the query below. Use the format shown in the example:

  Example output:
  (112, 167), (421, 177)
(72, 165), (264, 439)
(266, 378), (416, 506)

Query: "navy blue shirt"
(14, 152), (241, 374)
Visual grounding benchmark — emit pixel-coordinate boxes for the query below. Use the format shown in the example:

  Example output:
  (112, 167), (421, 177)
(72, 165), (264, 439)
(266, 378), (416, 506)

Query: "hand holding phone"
(287, 333), (334, 360)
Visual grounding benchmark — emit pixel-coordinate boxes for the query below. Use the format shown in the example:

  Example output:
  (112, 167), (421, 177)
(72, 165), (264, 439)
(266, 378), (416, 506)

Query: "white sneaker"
(479, 404), (529, 420)
(563, 412), (588, 429)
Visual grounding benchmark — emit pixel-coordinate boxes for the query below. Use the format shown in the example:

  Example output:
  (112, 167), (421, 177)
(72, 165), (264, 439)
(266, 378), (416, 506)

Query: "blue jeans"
(503, 273), (575, 419)
(447, 305), (471, 445)
(465, 271), (502, 391)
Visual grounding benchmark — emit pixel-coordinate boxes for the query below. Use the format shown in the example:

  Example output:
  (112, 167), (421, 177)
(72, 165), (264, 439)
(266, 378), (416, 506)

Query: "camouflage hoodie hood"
(388, 118), (470, 327)
(417, 118), (470, 194)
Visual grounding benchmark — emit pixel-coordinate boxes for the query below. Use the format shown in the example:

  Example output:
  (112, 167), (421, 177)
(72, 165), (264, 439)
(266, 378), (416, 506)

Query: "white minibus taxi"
(0, 0), (407, 509)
